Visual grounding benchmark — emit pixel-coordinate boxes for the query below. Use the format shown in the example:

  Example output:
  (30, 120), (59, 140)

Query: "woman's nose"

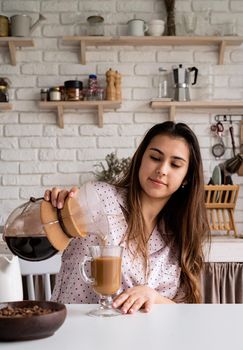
(156, 163), (168, 176)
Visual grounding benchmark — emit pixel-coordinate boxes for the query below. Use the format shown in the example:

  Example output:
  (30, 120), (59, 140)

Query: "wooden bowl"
(0, 300), (67, 341)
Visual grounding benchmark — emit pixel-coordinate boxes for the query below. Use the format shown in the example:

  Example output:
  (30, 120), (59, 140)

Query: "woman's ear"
(183, 180), (188, 186)
(181, 179), (188, 188)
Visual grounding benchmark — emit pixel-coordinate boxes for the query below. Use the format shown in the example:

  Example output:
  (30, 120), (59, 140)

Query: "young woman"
(44, 121), (209, 313)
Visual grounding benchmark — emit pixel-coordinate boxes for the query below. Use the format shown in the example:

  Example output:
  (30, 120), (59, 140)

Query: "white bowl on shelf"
(147, 19), (165, 36)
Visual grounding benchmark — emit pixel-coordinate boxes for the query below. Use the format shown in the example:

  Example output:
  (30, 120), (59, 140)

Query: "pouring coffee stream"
(3, 183), (110, 261)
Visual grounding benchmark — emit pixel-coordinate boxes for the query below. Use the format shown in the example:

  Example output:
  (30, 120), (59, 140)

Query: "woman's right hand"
(44, 186), (79, 209)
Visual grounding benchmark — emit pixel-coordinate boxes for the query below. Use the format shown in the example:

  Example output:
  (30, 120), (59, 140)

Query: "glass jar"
(158, 67), (168, 98)
(86, 88), (96, 101)
(64, 80), (83, 101)
(0, 85), (9, 102)
(49, 87), (61, 101)
(96, 87), (105, 100)
(40, 88), (49, 101)
(87, 15), (104, 36)
(0, 78), (9, 102)
(88, 74), (98, 89)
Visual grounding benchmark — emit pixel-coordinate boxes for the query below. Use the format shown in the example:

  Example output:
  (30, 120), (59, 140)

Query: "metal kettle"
(172, 64), (198, 101)
(10, 13), (46, 37)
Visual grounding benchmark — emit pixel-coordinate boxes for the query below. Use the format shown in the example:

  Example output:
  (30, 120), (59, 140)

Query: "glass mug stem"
(99, 296), (113, 309)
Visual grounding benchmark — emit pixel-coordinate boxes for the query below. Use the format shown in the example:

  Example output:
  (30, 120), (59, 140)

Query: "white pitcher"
(0, 254), (23, 302)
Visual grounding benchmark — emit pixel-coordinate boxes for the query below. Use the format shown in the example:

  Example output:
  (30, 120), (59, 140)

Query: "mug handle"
(144, 23), (149, 33)
(79, 256), (95, 285)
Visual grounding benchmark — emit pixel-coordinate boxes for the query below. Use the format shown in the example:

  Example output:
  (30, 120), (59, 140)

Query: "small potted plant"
(93, 152), (131, 183)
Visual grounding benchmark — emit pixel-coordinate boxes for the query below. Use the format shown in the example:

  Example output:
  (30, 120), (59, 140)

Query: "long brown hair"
(116, 121), (209, 303)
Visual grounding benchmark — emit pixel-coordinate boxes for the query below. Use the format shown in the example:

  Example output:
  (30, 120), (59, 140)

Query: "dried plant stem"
(164, 0), (176, 36)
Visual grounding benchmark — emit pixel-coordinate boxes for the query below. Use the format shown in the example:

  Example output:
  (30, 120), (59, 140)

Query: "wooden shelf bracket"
(219, 40), (226, 65)
(0, 38), (34, 65)
(38, 101), (121, 128)
(57, 105), (64, 128)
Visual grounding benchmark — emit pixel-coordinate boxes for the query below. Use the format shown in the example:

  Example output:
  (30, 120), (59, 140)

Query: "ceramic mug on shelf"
(127, 19), (148, 36)
(147, 19), (165, 36)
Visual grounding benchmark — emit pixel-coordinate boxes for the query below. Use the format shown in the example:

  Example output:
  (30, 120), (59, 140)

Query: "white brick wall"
(0, 0), (242, 236)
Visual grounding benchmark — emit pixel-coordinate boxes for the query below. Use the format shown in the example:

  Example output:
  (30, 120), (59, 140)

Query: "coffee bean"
(0, 305), (53, 317)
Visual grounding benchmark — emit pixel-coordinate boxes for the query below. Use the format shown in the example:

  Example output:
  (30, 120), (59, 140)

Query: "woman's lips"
(149, 178), (167, 186)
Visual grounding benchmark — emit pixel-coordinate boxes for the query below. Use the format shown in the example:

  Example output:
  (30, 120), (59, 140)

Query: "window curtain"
(201, 262), (243, 303)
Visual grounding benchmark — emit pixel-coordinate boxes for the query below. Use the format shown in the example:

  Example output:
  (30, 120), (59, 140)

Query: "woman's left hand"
(112, 285), (174, 314)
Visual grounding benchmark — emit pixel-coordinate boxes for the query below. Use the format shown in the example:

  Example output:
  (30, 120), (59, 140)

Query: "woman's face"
(138, 134), (190, 203)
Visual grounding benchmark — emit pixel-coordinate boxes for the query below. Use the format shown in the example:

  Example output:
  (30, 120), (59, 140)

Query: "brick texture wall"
(0, 0), (243, 234)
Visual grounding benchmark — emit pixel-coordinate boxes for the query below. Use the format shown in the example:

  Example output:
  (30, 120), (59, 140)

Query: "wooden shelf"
(0, 37), (34, 65)
(38, 100), (121, 128)
(0, 102), (12, 111)
(150, 100), (243, 120)
(62, 35), (243, 65)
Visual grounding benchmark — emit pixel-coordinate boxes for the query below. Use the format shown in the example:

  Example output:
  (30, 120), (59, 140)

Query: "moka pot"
(172, 64), (198, 101)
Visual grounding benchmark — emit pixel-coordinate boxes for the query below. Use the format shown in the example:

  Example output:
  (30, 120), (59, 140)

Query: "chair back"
(19, 254), (61, 301)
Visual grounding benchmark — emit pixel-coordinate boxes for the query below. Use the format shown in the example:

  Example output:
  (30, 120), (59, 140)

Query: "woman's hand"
(112, 285), (175, 314)
(44, 187), (79, 209)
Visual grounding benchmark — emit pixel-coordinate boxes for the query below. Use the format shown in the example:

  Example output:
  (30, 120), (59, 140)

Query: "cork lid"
(40, 197), (87, 251)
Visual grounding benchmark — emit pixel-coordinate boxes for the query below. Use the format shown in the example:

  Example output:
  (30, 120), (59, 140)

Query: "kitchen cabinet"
(150, 100), (243, 121)
(0, 37), (34, 65)
(38, 100), (121, 128)
(62, 35), (243, 65)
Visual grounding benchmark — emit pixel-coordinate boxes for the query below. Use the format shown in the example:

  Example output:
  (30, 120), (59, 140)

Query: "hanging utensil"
(238, 120), (243, 176)
(211, 121), (225, 159)
(225, 153), (243, 174)
(229, 117), (236, 157)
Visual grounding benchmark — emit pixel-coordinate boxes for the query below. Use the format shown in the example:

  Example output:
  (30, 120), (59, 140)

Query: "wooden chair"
(19, 254), (61, 301)
(204, 185), (239, 237)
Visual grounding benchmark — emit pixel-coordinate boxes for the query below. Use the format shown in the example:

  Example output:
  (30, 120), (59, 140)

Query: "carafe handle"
(189, 66), (198, 85)
(79, 256), (95, 285)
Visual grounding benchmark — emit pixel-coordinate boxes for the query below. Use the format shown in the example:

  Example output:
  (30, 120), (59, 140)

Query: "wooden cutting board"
(238, 120), (243, 176)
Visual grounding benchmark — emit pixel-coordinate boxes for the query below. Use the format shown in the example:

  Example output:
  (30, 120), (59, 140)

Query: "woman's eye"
(171, 163), (181, 168)
(150, 156), (160, 161)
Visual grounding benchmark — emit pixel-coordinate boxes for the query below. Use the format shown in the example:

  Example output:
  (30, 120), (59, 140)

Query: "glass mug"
(80, 245), (123, 317)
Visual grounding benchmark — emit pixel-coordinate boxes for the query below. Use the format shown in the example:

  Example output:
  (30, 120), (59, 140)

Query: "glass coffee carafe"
(3, 183), (109, 261)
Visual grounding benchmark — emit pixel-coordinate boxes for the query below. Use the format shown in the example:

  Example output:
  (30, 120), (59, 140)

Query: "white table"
(2, 304), (243, 350)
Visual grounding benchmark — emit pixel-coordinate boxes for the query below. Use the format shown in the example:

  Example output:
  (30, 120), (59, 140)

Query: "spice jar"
(49, 87), (61, 101)
(88, 74), (98, 89)
(96, 87), (105, 100)
(87, 16), (104, 36)
(0, 78), (9, 102)
(64, 80), (83, 101)
(40, 88), (49, 101)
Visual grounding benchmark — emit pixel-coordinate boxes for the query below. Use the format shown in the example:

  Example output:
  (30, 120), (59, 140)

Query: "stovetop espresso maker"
(172, 64), (198, 101)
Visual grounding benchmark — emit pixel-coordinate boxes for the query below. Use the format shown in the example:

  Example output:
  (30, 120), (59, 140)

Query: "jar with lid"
(40, 88), (49, 101)
(64, 80), (83, 101)
(0, 78), (9, 102)
(49, 87), (61, 101)
(87, 16), (104, 36)
(3, 183), (109, 261)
